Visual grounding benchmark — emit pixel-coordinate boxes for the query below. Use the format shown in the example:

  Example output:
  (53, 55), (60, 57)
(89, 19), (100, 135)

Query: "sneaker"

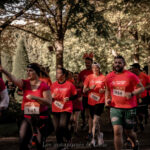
(132, 141), (139, 150)
(97, 132), (104, 146)
(89, 138), (96, 147)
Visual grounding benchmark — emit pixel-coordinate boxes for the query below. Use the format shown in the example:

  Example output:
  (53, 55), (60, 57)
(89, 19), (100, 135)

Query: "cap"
(92, 62), (100, 68)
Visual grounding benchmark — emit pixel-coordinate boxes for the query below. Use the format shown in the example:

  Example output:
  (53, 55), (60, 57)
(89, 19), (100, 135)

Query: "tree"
(12, 37), (29, 79)
(5, 0), (109, 67)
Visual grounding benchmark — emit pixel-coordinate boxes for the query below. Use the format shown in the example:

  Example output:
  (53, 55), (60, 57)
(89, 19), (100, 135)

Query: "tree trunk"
(54, 39), (64, 68)
(133, 45), (140, 63)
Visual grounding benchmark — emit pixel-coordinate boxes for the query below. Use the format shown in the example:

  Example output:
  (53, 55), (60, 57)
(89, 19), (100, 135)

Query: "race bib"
(24, 102), (40, 115)
(90, 93), (100, 101)
(113, 89), (125, 97)
(54, 101), (64, 109)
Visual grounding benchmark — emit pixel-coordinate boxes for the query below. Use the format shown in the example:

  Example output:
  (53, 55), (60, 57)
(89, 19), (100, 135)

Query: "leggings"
(52, 112), (71, 144)
(19, 117), (47, 150)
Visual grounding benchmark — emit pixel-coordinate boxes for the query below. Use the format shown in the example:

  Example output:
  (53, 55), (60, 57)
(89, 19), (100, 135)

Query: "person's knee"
(113, 126), (123, 137)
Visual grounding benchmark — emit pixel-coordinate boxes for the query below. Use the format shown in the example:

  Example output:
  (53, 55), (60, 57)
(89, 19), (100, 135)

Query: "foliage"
(12, 37), (29, 79)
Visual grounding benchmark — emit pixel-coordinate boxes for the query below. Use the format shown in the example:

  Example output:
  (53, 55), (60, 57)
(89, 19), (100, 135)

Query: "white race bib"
(24, 102), (40, 115)
(54, 101), (64, 109)
(113, 89), (125, 97)
(90, 93), (100, 101)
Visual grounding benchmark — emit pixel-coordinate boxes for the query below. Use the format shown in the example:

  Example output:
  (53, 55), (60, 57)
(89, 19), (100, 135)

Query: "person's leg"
(113, 125), (123, 150)
(59, 112), (71, 142)
(19, 118), (32, 150)
(52, 113), (62, 143)
(124, 108), (139, 149)
(73, 111), (80, 133)
(110, 108), (124, 150)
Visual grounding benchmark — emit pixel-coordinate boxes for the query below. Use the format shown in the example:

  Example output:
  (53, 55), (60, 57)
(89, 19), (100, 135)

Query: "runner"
(0, 77), (9, 116)
(105, 55), (145, 150)
(50, 67), (77, 150)
(71, 72), (83, 135)
(79, 52), (93, 140)
(130, 63), (150, 130)
(39, 66), (52, 88)
(0, 63), (52, 150)
(83, 62), (105, 147)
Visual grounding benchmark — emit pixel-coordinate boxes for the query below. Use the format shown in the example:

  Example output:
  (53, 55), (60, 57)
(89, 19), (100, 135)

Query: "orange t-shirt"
(105, 70), (140, 109)
(22, 80), (49, 112)
(84, 74), (105, 106)
(137, 72), (150, 98)
(39, 77), (52, 88)
(51, 81), (77, 113)
(79, 69), (93, 97)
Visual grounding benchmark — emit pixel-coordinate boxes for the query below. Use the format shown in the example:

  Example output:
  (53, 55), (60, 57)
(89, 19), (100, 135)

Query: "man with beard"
(105, 55), (145, 150)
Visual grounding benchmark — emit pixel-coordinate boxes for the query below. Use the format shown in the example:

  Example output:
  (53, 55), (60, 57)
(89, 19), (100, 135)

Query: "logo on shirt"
(55, 88), (68, 92)
(112, 81), (126, 85)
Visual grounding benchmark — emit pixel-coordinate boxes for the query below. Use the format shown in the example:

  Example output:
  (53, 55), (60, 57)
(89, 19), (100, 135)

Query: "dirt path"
(0, 122), (150, 150)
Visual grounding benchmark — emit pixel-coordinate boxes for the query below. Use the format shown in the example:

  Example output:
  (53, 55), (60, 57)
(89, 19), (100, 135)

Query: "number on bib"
(24, 102), (40, 115)
(90, 93), (100, 101)
(54, 101), (64, 109)
(113, 89), (125, 97)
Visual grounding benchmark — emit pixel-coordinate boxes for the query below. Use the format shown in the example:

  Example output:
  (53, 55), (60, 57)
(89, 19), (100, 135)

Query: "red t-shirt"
(72, 87), (83, 110)
(22, 80), (50, 112)
(137, 72), (150, 98)
(39, 77), (52, 88)
(79, 69), (93, 97)
(0, 78), (6, 92)
(105, 70), (140, 109)
(84, 74), (105, 106)
(51, 81), (77, 113)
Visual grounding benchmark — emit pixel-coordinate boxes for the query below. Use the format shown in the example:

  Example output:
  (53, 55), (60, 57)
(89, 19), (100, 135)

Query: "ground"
(0, 117), (150, 150)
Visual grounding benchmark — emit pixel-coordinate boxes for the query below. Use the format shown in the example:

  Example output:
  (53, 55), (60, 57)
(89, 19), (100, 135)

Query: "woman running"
(50, 67), (77, 150)
(70, 72), (83, 135)
(0, 63), (52, 150)
(83, 62), (105, 147)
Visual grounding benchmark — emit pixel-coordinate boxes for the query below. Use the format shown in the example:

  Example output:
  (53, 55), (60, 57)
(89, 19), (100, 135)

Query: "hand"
(138, 98), (142, 104)
(26, 94), (36, 100)
(89, 85), (96, 90)
(52, 93), (56, 98)
(64, 97), (69, 102)
(78, 97), (82, 102)
(125, 92), (132, 99)
(99, 89), (105, 94)
(105, 99), (111, 107)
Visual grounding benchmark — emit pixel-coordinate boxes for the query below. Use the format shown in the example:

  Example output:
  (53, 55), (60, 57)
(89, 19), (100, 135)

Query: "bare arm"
(105, 84), (111, 106)
(0, 66), (23, 89)
(27, 90), (52, 106)
(132, 82), (145, 96)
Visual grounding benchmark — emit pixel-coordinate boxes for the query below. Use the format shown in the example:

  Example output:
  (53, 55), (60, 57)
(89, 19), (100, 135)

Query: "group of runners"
(0, 53), (150, 150)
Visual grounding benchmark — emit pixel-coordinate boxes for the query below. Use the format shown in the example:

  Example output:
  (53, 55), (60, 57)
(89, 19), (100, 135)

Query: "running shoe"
(97, 132), (104, 146)
(89, 138), (96, 147)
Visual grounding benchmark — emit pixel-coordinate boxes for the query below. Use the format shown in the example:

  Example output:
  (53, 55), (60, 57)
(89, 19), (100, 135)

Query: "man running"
(130, 63), (150, 130)
(105, 55), (145, 150)
(79, 53), (93, 140)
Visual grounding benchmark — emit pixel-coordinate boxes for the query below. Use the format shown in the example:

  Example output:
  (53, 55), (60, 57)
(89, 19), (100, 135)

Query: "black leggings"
(19, 117), (48, 150)
(52, 112), (71, 144)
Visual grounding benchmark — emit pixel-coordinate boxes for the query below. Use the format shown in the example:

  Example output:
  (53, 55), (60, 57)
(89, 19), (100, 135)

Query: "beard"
(114, 66), (124, 72)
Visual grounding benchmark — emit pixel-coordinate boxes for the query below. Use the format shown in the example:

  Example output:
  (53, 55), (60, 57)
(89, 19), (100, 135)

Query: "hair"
(57, 67), (68, 78)
(27, 63), (41, 76)
(85, 57), (93, 62)
(114, 55), (126, 65)
(40, 66), (50, 78)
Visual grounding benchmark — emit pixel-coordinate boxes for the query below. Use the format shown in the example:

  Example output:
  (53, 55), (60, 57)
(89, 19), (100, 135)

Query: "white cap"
(92, 62), (100, 68)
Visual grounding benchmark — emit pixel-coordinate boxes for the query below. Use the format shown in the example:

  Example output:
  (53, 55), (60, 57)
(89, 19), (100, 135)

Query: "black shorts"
(137, 97), (148, 114)
(89, 103), (104, 119)
(82, 96), (89, 109)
